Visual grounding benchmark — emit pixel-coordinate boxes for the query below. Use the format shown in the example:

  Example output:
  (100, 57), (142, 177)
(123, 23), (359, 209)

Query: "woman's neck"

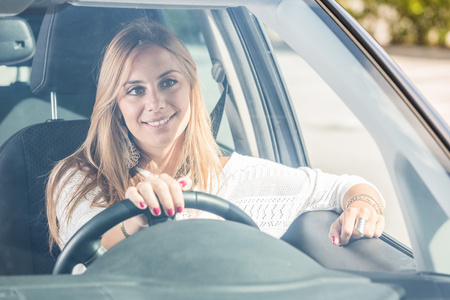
(138, 138), (184, 175)
(146, 155), (178, 175)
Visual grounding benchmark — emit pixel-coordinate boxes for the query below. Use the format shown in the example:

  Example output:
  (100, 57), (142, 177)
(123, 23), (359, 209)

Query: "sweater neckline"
(136, 152), (240, 178)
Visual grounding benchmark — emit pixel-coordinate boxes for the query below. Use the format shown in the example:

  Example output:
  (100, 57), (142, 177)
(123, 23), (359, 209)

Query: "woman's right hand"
(101, 174), (192, 249)
(125, 173), (192, 217)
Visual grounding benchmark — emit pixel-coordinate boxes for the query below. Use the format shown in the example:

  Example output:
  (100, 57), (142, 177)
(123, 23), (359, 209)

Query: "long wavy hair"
(46, 20), (222, 248)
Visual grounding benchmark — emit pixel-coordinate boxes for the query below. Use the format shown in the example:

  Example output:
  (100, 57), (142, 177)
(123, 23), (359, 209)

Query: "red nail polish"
(139, 201), (146, 208)
(153, 207), (161, 215)
(179, 180), (187, 188)
(168, 208), (174, 216)
(332, 236), (335, 243)
(177, 206), (183, 213)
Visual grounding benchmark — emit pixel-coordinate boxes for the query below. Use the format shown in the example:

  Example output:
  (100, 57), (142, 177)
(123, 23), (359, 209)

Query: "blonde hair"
(46, 20), (222, 248)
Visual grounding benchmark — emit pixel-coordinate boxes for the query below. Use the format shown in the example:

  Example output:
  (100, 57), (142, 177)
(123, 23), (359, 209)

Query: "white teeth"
(148, 117), (170, 126)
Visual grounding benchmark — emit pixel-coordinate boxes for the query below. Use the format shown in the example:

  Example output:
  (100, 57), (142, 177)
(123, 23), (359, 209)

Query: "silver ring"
(355, 217), (367, 235)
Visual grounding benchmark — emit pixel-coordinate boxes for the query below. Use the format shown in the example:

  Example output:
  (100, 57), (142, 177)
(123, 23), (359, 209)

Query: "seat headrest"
(30, 4), (161, 96)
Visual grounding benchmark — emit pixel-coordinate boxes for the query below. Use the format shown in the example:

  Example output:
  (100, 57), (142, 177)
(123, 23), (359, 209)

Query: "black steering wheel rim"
(53, 191), (257, 274)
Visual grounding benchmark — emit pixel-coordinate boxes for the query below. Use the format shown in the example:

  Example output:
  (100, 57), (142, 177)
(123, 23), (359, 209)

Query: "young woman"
(46, 20), (385, 251)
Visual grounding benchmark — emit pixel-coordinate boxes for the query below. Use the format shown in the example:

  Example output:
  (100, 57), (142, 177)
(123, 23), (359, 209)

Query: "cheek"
(177, 87), (191, 115)
(179, 95), (191, 125)
(118, 101), (140, 125)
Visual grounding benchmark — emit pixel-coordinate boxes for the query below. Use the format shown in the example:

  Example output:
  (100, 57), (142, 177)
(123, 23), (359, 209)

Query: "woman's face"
(117, 45), (191, 157)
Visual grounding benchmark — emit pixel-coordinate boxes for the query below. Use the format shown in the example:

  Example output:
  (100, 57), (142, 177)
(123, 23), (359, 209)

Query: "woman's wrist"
(346, 193), (382, 215)
(121, 215), (149, 237)
(343, 183), (384, 214)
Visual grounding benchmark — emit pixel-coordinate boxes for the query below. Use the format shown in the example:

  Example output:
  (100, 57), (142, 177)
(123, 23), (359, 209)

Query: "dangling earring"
(120, 113), (140, 169)
(126, 142), (140, 169)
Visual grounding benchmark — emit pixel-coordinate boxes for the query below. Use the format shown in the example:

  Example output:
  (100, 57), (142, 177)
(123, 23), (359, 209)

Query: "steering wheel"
(53, 191), (257, 274)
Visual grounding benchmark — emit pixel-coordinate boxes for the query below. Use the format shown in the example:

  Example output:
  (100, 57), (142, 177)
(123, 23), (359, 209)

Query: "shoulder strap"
(210, 78), (228, 140)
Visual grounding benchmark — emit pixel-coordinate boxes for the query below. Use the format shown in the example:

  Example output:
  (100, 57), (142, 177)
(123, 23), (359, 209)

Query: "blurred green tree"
(338, 0), (450, 46)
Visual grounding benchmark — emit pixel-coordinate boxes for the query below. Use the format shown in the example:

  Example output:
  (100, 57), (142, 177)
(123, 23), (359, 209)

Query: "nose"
(144, 89), (165, 112)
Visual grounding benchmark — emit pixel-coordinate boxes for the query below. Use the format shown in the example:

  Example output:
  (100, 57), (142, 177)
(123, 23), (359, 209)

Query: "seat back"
(0, 120), (89, 274)
(0, 4), (162, 275)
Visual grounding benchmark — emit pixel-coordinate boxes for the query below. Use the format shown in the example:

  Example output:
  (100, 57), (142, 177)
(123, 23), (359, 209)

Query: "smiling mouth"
(144, 115), (173, 127)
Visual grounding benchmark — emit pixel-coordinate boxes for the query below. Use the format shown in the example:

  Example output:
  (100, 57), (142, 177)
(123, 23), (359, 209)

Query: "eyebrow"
(124, 70), (181, 85)
(158, 69), (180, 79)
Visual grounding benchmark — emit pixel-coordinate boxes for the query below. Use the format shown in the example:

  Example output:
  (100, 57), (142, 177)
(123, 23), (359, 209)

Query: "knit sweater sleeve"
(54, 168), (106, 248)
(215, 153), (383, 238)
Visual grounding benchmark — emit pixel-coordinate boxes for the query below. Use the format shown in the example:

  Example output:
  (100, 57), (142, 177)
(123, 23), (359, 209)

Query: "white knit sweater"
(56, 152), (382, 247)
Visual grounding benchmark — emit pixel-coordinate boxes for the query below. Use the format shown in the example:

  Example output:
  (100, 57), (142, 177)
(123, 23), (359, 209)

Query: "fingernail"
(153, 207), (161, 216)
(177, 206), (183, 213)
(179, 180), (187, 188)
(139, 201), (146, 208)
(332, 236), (336, 244)
(332, 236), (339, 246)
(168, 208), (174, 216)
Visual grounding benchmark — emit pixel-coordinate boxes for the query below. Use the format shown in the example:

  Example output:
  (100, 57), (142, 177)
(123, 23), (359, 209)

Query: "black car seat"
(0, 4), (163, 275)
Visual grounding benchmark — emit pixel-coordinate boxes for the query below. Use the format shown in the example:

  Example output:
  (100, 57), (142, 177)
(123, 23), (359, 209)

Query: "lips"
(147, 117), (170, 126)
(143, 114), (174, 127)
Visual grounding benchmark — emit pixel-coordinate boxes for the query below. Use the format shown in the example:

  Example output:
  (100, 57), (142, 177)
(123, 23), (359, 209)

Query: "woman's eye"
(127, 86), (145, 96)
(161, 79), (178, 88)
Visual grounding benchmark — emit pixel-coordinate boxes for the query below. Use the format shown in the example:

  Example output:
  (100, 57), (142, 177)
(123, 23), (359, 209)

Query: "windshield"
(249, 0), (450, 274)
(1, 0), (450, 283)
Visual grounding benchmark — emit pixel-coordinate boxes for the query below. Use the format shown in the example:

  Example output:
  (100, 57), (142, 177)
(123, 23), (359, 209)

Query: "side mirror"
(0, 17), (35, 65)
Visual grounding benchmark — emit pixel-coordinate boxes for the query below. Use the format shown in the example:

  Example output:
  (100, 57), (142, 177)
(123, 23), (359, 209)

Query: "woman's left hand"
(328, 184), (385, 246)
(329, 202), (385, 246)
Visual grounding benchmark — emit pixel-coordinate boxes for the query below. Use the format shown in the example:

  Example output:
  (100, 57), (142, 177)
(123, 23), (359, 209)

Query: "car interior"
(0, 3), (416, 278)
(0, 3), (245, 275)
